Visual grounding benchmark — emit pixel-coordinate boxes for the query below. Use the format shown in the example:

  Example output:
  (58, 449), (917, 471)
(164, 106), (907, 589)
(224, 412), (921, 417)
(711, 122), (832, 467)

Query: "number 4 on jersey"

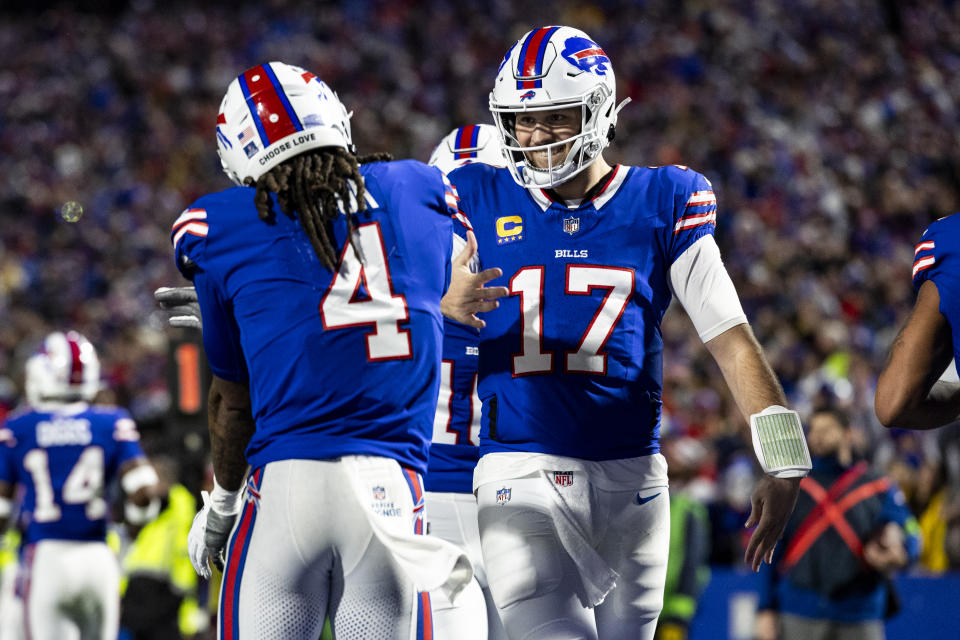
(320, 222), (412, 361)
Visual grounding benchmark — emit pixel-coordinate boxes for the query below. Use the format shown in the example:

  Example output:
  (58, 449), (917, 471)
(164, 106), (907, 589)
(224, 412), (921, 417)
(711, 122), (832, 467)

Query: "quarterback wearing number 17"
(441, 26), (811, 640)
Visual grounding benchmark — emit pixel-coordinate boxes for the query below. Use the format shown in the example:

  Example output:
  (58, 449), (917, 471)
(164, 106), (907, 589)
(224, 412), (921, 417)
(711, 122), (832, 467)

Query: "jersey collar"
(527, 165), (627, 212)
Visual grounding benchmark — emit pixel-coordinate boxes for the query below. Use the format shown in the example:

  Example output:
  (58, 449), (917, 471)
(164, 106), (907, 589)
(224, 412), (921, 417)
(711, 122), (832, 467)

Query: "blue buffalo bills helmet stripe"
(454, 125), (480, 160)
(516, 26), (560, 89)
(239, 63), (304, 147)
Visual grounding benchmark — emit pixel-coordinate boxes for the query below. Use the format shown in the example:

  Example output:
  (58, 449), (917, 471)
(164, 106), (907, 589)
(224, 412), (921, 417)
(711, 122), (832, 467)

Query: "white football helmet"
(25, 331), (101, 405)
(216, 61), (354, 185)
(489, 26), (629, 189)
(428, 124), (506, 173)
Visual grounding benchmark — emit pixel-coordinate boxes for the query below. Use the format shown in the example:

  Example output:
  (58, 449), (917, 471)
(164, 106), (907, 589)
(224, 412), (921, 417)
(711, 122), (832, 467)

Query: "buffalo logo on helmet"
(561, 36), (611, 76)
(520, 90), (536, 102)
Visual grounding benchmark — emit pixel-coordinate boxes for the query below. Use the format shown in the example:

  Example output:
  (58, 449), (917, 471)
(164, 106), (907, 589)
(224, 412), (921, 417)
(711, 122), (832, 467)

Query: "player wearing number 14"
(0, 331), (159, 640)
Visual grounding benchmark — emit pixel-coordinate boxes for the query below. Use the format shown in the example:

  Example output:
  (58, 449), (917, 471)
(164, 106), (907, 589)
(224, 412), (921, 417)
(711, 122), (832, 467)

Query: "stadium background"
(0, 0), (958, 637)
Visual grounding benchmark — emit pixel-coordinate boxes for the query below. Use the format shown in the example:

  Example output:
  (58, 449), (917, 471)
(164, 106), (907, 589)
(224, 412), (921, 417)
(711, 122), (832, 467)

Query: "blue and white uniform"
(424, 122), (508, 640)
(0, 403), (147, 640)
(173, 160), (471, 640)
(448, 162), (747, 638)
(913, 213), (960, 364)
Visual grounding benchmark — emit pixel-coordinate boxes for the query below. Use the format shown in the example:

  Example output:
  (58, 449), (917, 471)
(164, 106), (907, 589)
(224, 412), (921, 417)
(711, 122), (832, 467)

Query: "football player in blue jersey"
(876, 213), (960, 429)
(441, 26), (811, 639)
(426, 124), (508, 640)
(0, 331), (160, 640)
(176, 62), (472, 640)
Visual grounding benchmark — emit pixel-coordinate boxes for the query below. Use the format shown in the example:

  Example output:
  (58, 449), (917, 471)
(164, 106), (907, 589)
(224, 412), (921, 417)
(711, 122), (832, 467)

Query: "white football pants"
(426, 491), (508, 640)
(21, 539), (120, 640)
(217, 457), (435, 640)
(476, 474), (669, 640)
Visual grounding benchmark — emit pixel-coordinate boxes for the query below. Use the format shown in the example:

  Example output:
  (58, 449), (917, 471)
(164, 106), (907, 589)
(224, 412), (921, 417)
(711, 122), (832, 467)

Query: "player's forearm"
(878, 379), (960, 430)
(208, 379), (255, 491)
(705, 324), (786, 419)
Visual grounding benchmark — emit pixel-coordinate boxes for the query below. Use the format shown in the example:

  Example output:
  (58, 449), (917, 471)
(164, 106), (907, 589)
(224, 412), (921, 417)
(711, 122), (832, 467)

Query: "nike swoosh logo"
(636, 492), (661, 505)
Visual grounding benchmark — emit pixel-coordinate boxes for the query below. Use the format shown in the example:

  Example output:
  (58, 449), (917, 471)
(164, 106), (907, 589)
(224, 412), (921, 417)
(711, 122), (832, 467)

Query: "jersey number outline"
(320, 222), (412, 361)
(432, 360), (481, 446)
(510, 264), (635, 376)
(23, 446), (106, 523)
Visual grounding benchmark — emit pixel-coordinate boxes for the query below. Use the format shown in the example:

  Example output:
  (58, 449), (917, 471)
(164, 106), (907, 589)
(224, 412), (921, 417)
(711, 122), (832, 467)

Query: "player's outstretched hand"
(187, 491), (238, 578)
(743, 475), (800, 571)
(441, 230), (509, 329)
(155, 286), (202, 330)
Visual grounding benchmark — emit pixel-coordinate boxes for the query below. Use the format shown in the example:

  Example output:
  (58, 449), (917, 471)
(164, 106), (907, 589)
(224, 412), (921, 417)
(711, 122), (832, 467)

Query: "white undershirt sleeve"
(668, 235), (748, 342)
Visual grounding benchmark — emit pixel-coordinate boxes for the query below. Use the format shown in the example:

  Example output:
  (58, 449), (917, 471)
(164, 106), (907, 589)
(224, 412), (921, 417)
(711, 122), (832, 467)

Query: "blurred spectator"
(754, 409), (920, 640)
(656, 436), (712, 640)
(120, 455), (203, 640)
(0, 0), (957, 611)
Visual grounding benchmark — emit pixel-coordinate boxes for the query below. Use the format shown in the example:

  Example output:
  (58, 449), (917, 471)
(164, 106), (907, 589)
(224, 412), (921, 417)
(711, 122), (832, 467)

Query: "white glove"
(188, 490), (239, 578)
(155, 286), (202, 330)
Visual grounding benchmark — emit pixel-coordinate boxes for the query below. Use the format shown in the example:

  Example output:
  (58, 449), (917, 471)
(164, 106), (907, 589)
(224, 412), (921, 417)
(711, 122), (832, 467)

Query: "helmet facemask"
(492, 84), (613, 189)
(489, 26), (628, 190)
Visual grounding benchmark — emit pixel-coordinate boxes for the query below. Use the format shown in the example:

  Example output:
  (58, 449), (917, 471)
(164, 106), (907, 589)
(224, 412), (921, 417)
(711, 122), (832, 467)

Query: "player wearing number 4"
(173, 62), (471, 639)
(442, 26), (811, 639)
(0, 331), (160, 640)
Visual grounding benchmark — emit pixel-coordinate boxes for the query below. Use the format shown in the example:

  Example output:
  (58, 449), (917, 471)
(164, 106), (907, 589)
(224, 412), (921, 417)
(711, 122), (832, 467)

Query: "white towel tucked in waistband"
(540, 469), (619, 608)
(341, 456), (473, 603)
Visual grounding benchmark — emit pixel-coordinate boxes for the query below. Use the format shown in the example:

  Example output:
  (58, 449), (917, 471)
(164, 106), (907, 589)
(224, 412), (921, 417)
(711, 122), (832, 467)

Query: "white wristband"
(750, 405), (812, 478)
(125, 497), (161, 525)
(211, 477), (243, 515)
(121, 464), (159, 495)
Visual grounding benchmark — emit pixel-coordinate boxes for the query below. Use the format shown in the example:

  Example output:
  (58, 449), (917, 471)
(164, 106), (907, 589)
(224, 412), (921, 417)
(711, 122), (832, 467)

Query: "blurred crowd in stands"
(1, 0), (959, 596)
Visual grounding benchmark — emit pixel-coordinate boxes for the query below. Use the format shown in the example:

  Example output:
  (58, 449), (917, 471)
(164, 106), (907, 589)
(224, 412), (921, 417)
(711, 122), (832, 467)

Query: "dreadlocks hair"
(248, 148), (393, 271)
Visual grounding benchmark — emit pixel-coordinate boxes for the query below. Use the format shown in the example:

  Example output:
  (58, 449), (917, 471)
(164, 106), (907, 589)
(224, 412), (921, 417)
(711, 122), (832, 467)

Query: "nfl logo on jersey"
(372, 485), (386, 501)
(496, 487), (512, 504)
(563, 217), (580, 235)
(554, 471), (574, 486)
